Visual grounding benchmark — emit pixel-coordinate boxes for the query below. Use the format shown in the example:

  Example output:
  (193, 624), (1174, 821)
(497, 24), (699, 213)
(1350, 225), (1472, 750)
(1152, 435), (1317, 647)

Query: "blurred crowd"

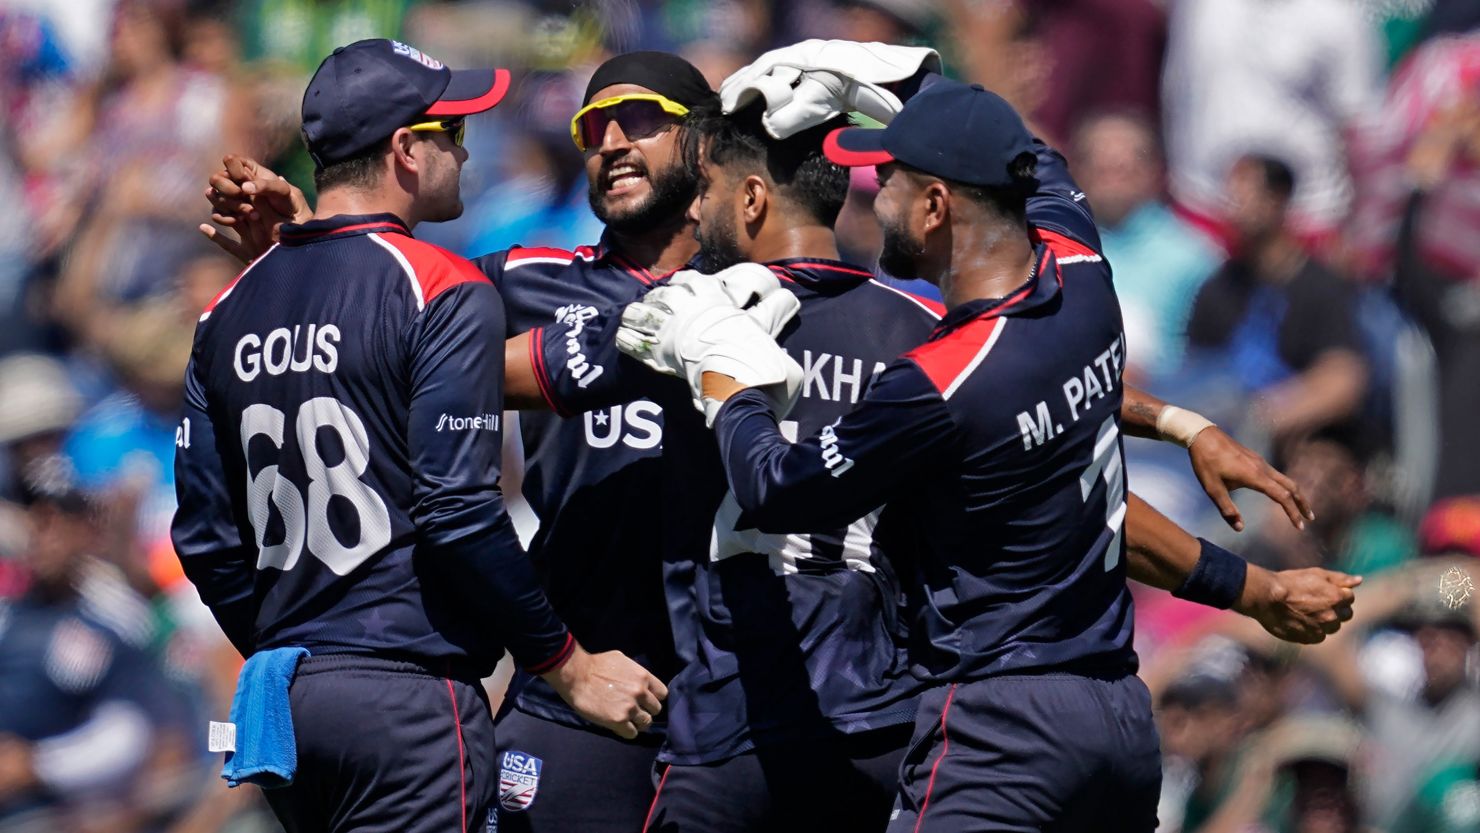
(0, 0), (1477, 831)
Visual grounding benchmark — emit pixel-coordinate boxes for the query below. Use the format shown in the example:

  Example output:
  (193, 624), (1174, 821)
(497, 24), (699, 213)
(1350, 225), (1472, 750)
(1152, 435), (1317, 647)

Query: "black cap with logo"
(824, 78), (1037, 187)
(301, 39), (511, 167)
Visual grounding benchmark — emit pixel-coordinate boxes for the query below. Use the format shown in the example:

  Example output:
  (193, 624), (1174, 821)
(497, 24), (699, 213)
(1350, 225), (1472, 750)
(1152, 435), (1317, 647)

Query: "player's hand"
(617, 269), (802, 425)
(1188, 426), (1314, 532)
(720, 39), (941, 138)
(542, 645), (667, 740)
(617, 264), (799, 370)
(1233, 565), (1361, 644)
(200, 154), (311, 264)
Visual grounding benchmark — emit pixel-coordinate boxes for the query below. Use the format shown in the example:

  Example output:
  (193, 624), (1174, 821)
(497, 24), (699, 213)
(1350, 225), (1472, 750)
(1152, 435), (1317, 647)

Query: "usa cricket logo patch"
(498, 751), (542, 812)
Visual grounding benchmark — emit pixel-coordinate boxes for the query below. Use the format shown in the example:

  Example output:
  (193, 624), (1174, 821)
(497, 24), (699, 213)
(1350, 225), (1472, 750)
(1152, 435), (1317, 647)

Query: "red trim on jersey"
(202, 272), (245, 316)
(765, 265), (800, 284)
(526, 328), (573, 419)
(524, 632), (576, 675)
(1033, 227), (1099, 261)
(912, 683), (958, 833)
(609, 251), (658, 285)
(425, 68), (511, 117)
(642, 766), (671, 833)
(504, 246), (577, 268)
(376, 233), (490, 305)
(201, 244), (277, 316)
(781, 261), (875, 278)
(907, 316), (1005, 393)
(445, 677), (468, 833)
(279, 221), (408, 240)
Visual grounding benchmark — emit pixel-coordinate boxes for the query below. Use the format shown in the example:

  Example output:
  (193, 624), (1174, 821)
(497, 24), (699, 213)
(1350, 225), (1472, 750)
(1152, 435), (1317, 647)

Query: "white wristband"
(1156, 405), (1215, 448)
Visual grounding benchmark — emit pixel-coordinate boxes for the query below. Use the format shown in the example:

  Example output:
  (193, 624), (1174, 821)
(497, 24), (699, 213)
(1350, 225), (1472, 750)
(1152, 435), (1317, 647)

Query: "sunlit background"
(1, 0), (1479, 831)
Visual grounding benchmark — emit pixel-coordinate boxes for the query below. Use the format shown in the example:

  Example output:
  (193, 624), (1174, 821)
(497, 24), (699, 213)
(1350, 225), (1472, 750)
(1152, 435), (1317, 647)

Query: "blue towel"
(221, 647), (309, 788)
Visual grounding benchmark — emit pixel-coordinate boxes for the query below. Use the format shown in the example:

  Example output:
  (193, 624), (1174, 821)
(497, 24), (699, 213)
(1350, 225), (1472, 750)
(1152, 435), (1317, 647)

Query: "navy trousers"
(886, 673), (1162, 833)
(263, 655), (498, 833)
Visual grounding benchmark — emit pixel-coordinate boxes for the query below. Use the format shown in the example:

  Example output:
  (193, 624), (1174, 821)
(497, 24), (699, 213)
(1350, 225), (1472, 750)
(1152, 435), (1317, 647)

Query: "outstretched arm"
(1125, 493), (1358, 644)
(1122, 387), (1315, 532)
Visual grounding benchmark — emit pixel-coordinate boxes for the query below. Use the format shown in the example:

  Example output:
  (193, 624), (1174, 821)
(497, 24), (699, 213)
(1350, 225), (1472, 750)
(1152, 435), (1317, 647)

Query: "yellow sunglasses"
(408, 118), (467, 147)
(570, 94), (690, 151)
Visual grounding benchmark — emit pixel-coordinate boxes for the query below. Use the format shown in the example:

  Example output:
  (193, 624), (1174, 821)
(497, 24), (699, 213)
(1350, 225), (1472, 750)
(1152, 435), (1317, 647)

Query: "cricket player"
(172, 39), (664, 833)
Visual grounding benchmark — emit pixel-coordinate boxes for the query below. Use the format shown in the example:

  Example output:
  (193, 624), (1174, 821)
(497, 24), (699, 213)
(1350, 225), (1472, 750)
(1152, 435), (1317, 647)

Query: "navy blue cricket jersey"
(172, 214), (571, 676)
(474, 242), (686, 731)
(533, 258), (944, 764)
(714, 143), (1139, 683)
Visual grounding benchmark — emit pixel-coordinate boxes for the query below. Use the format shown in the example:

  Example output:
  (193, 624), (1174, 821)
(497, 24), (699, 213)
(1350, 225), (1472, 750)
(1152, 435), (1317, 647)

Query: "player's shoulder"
(903, 314), (1008, 400)
(502, 244), (599, 272)
(198, 243), (280, 323)
(858, 278), (946, 322)
(1033, 226), (1104, 268)
(370, 232), (491, 308)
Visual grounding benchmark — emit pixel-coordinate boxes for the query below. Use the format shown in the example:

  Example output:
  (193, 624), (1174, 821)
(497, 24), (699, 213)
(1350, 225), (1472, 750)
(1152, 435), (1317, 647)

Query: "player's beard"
(694, 208), (746, 271)
(421, 153), (465, 223)
(589, 158), (699, 236)
(877, 214), (927, 281)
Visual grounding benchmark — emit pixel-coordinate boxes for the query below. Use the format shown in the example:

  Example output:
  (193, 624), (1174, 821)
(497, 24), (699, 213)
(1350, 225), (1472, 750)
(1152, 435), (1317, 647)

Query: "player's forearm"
(1125, 493), (1247, 610)
(504, 332), (554, 410)
(175, 547), (259, 655)
(1119, 387), (1167, 440)
(436, 517), (574, 673)
(1124, 492), (1200, 592)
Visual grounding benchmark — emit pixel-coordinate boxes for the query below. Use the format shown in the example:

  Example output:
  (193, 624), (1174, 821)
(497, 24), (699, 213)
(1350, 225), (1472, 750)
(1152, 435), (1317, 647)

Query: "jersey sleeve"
(1026, 139), (1104, 256)
(171, 352), (257, 656)
(406, 280), (574, 673)
(527, 298), (682, 416)
(713, 359), (962, 532)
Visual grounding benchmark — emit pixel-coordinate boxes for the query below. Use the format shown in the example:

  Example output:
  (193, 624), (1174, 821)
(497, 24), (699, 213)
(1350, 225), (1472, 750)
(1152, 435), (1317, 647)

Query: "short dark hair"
(1238, 154), (1297, 202)
(922, 152), (1037, 227)
(686, 102), (850, 227)
(312, 137), (389, 192)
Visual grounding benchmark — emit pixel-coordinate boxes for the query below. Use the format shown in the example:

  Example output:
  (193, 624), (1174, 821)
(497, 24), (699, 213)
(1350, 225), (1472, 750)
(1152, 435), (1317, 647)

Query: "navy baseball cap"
(301, 39), (511, 167)
(823, 79), (1036, 187)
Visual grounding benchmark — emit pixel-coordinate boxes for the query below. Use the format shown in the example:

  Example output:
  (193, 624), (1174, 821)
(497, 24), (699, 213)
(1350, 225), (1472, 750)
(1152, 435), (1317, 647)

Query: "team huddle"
(176, 36), (1362, 833)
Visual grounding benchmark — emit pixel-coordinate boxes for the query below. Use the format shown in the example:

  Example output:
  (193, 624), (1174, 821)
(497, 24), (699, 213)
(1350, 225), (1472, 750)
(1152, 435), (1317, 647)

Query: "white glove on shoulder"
(720, 39), (941, 139)
(615, 266), (802, 426)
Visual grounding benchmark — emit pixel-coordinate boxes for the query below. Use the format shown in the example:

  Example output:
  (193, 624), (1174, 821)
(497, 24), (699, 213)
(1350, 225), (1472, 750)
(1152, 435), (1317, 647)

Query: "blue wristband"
(1172, 539), (1248, 610)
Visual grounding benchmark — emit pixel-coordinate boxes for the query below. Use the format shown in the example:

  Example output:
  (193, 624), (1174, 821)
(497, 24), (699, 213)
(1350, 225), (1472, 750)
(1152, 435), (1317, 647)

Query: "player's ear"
(921, 180), (950, 235)
(390, 127), (421, 175)
(742, 175), (767, 225)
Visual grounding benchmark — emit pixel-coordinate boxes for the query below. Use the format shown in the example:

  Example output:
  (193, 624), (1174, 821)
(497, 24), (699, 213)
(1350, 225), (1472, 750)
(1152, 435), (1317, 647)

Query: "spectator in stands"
(1186, 155), (1369, 445)
(1393, 95), (1480, 500)
(48, 0), (249, 349)
(1072, 110), (1220, 387)
(941, 0), (1166, 148)
(0, 459), (164, 828)
(1161, 0), (1382, 244)
(1241, 429), (1415, 577)
(1305, 562), (1480, 830)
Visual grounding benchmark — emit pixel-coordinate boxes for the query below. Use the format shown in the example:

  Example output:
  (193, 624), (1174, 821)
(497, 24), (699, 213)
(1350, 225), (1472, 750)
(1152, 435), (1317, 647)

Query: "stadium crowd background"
(0, 0), (1478, 830)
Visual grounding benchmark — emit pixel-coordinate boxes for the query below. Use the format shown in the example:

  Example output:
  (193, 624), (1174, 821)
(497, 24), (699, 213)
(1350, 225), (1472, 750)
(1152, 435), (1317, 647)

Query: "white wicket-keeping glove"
(720, 39), (941, 139)
(615, 265), (796, 372)
(616, 266), (802, 426)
